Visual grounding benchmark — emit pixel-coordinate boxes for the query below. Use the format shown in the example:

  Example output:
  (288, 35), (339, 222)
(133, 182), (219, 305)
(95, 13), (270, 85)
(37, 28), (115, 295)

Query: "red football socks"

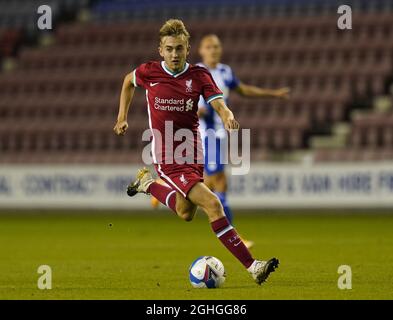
(148, 185), (255, 269)
(211, 216), (255, 268)
(148, 182), (177, 213)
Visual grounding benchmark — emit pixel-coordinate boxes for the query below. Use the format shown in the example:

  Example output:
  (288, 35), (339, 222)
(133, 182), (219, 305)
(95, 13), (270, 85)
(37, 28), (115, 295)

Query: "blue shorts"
(203, 136), (226, 176)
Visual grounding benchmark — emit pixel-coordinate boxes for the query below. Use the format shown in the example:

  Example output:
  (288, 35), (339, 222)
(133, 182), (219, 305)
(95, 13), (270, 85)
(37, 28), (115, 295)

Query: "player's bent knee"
(176, 204), (196, 222)
(207, 197), (224, 217)
(183, 214), (194, 222)
(178, 211), (194, 222)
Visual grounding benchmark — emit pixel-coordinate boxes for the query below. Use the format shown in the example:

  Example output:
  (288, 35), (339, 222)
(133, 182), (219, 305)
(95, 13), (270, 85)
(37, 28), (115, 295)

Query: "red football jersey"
(132, 61), (223, 164)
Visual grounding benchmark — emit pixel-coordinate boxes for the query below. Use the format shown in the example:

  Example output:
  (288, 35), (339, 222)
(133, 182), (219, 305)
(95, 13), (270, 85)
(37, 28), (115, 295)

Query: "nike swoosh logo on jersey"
(150, 82), (159, 87)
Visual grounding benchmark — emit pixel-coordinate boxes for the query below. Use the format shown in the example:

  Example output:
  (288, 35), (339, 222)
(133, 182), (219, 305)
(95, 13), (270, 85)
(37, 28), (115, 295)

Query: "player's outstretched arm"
(210, 98), (239, 131)
(235, 83), (290, 99)
(113, 71), (136, 136)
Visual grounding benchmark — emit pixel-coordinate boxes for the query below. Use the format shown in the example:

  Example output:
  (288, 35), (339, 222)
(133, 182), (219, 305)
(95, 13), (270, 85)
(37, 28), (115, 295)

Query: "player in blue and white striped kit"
(197, 34), (290, 248)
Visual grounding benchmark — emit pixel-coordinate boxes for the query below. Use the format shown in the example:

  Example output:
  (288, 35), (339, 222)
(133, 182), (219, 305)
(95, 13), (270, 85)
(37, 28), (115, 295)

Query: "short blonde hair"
(159, 19), (190, 44)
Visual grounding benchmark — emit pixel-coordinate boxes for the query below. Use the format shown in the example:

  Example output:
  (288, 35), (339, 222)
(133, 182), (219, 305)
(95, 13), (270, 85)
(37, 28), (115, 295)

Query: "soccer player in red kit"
(113, 19), (279, 284)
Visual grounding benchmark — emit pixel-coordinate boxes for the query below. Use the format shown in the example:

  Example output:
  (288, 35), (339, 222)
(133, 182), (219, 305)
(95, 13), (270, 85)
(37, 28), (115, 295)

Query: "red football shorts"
(154, 163), (204, 198)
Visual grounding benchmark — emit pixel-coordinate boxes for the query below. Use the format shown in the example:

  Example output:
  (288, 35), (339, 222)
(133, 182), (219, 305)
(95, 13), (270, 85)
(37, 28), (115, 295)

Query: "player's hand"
(224, 115), (240, 131)
(113, 120), (128, 135)
(274, 87), (291, 99)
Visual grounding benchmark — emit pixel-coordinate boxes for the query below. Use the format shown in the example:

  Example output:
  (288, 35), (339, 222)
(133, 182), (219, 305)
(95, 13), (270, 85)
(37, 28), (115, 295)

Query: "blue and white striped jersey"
(197, 62), (240, 138)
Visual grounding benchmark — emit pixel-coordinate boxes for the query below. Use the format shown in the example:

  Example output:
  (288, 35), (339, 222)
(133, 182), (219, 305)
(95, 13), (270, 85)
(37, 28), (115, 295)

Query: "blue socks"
(215, 192), (233, 225)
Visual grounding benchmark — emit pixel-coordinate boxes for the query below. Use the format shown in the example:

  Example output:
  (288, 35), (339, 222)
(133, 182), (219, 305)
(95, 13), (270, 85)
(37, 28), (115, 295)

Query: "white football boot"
(127, 167), (155, 196)
(247, 258), (279, 285)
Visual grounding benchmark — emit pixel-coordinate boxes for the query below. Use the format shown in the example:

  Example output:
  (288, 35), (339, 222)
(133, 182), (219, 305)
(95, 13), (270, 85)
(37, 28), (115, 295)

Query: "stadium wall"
(1, 163), (393, 210)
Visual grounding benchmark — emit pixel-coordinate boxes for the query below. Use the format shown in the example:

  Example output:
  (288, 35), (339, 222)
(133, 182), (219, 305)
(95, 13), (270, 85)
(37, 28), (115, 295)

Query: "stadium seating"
(0, 0), (393, 163)
(0, 28), (22, 58)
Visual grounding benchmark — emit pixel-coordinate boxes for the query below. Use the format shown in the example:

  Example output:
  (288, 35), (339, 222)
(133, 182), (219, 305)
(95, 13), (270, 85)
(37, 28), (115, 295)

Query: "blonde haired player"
(152, 34), (290, 249)
(114, 19), (279, 285)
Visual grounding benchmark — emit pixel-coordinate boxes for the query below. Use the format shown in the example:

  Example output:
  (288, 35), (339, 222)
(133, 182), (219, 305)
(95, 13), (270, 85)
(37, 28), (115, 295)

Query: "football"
(189, 256), (226, 288)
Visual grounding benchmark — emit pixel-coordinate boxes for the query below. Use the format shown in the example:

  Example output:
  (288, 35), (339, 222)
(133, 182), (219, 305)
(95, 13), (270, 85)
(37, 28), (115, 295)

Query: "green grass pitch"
(0, 210), (392, 299)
